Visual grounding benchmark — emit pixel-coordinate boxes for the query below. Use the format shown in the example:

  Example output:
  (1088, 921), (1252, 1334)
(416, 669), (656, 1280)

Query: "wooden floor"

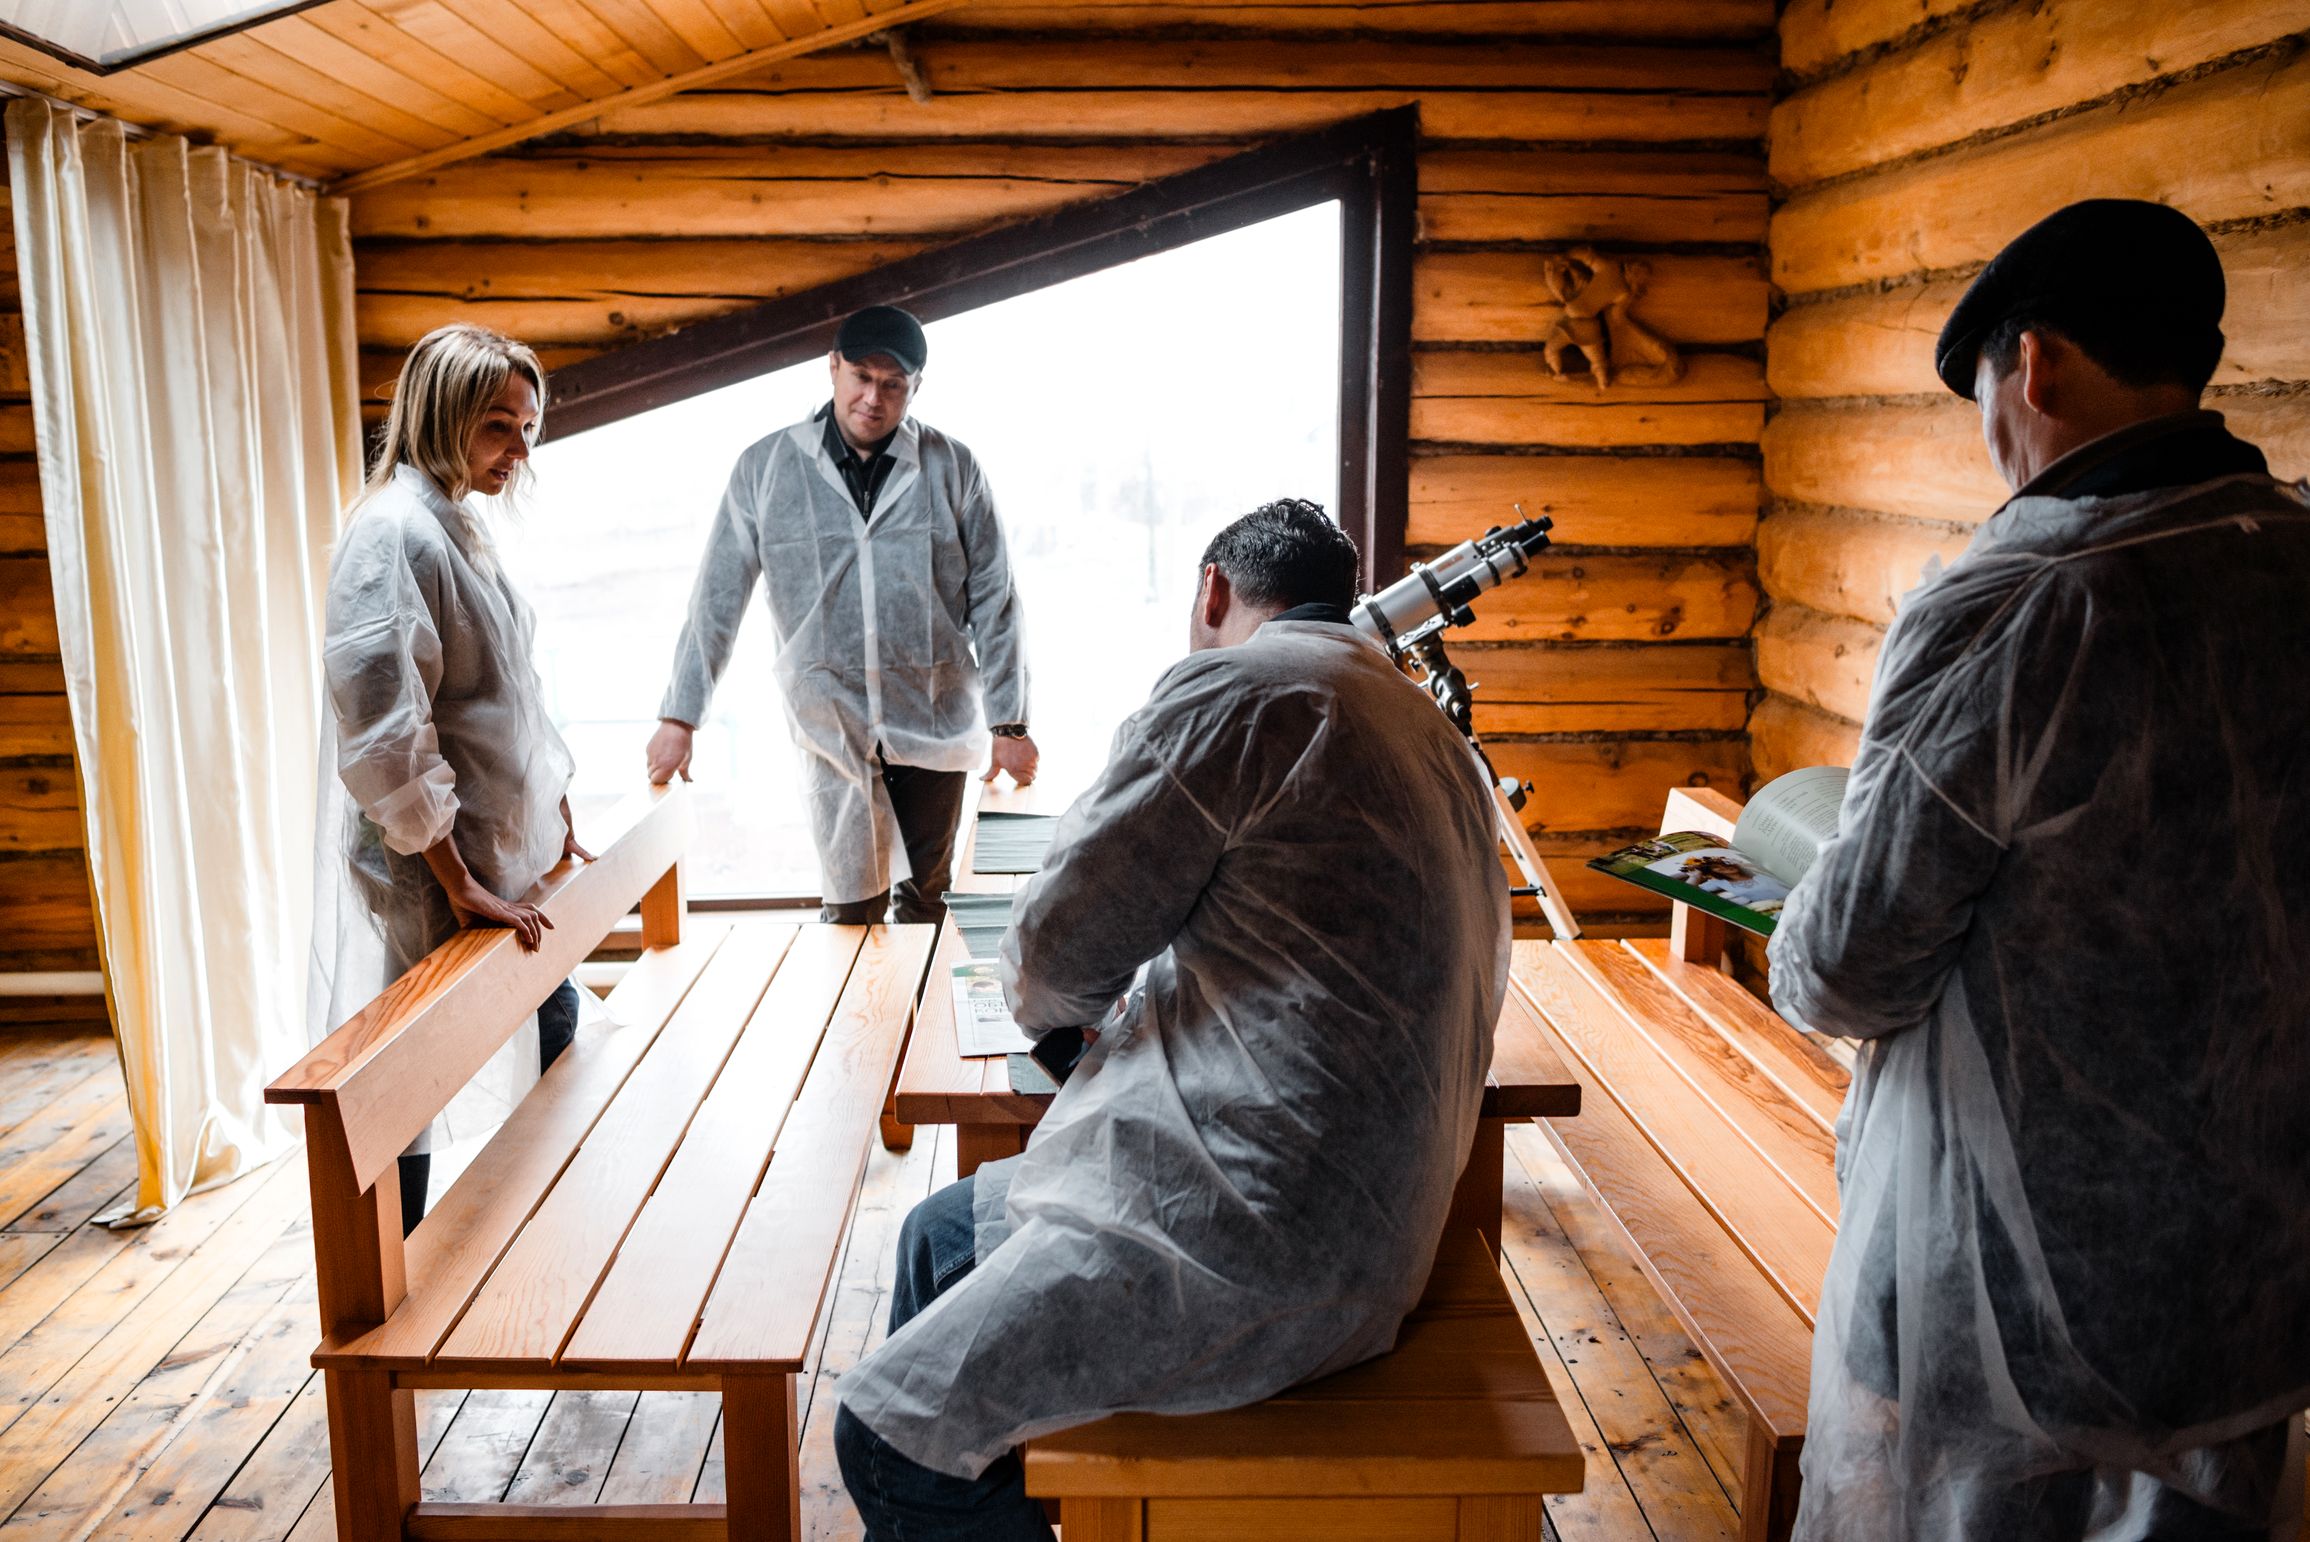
(0, 1023), (1736, 1541)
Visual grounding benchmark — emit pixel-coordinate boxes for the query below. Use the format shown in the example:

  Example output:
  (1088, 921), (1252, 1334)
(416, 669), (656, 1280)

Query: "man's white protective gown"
(312, 465), (575, 1141)
(1769, 469), (2310, 1538)
(838, 617), (1511, 1478)
(660, 416), (1027, 906)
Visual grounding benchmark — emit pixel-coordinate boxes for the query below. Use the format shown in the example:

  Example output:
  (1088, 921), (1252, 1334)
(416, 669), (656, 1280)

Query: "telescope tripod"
(1402, 632), (1582, 941)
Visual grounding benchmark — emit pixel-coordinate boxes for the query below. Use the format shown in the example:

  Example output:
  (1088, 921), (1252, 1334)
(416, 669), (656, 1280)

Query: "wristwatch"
(989, 722), (1030, 739)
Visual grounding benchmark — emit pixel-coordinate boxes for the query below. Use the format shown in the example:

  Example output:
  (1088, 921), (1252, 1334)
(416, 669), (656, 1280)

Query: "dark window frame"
(544, 106), (1418, 589)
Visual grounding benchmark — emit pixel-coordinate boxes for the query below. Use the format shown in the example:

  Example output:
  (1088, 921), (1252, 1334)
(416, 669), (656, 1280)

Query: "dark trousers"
(397, 978), (579, 1237)
(835, 1177), (1055, 1542)
(821, 760), (970, 926)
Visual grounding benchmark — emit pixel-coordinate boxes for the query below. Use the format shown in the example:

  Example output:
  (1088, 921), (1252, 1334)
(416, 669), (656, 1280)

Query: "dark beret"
(1934, 199), (2224, 399)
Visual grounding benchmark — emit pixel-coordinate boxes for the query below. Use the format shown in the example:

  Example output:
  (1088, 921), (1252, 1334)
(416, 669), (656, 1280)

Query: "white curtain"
(7, 99), (362, 1223)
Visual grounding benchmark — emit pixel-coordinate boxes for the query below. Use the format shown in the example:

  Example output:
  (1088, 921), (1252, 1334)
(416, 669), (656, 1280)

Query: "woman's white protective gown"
(838, 617), (1510, 1478)
(1769, 469), (2310, 1539)
(309, 464), (575, 1140)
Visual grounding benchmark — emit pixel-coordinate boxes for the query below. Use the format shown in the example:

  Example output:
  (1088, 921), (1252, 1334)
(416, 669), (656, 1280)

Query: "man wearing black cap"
(647, 305), (1039, 923)
(1766, 199), (2310, 1540)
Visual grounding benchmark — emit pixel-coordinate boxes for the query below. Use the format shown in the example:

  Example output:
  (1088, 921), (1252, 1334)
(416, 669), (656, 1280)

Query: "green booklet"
(1587, 766), (1849, 937)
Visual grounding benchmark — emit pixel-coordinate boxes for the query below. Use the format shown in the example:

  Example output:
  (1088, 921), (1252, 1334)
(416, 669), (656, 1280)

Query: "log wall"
(348, 2), (1780, 928)
(1756, 0), (2310, 777)
(0, 176), (104, 1000)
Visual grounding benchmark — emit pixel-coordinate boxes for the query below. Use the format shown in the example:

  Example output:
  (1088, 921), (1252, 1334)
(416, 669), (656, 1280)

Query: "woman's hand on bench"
(421, 831), (556, 953)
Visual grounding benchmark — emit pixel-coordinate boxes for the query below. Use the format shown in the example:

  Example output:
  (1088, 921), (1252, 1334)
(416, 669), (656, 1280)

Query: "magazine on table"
(950, 959), (1035, 1057)
(1586, 766), (1850, 937)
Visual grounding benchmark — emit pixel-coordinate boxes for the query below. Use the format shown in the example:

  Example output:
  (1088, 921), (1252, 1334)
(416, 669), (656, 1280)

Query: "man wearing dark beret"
(1767, 199), (2310, 1540)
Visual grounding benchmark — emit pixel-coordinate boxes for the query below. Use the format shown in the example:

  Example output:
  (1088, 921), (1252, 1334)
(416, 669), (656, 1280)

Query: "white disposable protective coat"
(659, 414), (1027, 905)
(312, 465), (574, 1121)
(1769, 470), (2310, 1539)
(838, 618), (1510, 1478)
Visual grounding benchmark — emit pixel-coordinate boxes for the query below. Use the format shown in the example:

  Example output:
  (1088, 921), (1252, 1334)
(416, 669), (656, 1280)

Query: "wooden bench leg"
(1059, 1499), (1142, 1540)
(1459, 1495), (1546, 1538)
(1447, 1117), (1507, 1262)
(723, 1373), (800, 1542)
(956, 1122), (1028, 1179)
(1741, 1420), (1804, 1542)
(324, 1366), (417, 1542)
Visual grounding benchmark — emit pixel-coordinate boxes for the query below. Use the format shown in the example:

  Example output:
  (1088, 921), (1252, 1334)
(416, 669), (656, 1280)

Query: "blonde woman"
(319, 323), (583, 1234)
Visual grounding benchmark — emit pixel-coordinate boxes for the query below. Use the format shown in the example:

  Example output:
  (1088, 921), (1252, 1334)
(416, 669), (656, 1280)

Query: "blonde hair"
(366, 323), (547, 510)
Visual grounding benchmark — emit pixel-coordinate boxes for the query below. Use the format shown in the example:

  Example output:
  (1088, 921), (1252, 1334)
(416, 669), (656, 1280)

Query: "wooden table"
(895, 912), (1582, 1253)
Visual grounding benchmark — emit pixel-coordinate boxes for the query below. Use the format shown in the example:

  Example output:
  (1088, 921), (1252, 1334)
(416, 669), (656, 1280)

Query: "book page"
(1732, 765), (1850, 885)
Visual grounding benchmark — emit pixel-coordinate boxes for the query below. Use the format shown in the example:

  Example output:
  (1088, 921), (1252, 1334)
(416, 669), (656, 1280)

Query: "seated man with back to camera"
(833, 499), (1513, 1541)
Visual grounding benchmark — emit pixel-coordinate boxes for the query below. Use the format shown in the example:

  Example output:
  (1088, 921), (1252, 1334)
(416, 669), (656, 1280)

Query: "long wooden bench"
(1025, 1229), (1584, 1540)
(265, 784), (936, 1542)
(1511, 787), (1848, 1542)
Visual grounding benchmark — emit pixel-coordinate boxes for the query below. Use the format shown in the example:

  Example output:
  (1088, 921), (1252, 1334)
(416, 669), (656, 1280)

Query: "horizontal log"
(0, 853), (96, 954)
(0, 458), (37, 517)
(588, 87), (1769, 147)
(1408, 453), (1759, 548)
(630, 38), (1776, 93)
(1755, 604), (1882, 724)
(1448, 551), (1758, 643)
(1460, 643), (1755, 735)
(1527, 847), (1672, 922)
(1771, 0), (2304, 188)
(1490, 735), (1749, 837)
(0, 514), (42, 557)
(2218, 393), (2310, 481)
(1768, 220), (2310, 398)
(1771, 49), (2310, 295)
(1757, 506), (1973, 625)
(0, 694), (72, 759)
(1413, 352), (1768, 449)
(1419, 150), (1768, 246)
(358, 344), (597, 417)
(0, 407), (31, 456)
(1777, 0), (1973, 80)
(355, 237), (932, 348)
(0, 766), (79, 853)
(0, 659), (64, 694)
(0, 313), (24, 396)
(942, 0), (1775, 37)
(349, 144), (1234, 240)
(1762, 401), (2006, 524)
(1, 560), (59, 656)
(1415, 250), (1767, 347)
(1749, 693), (1862, 782)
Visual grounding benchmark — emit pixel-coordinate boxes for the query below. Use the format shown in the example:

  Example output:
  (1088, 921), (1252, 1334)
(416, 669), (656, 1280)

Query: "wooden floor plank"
(594, 1392), (718, 1507)
(280, 1390), (465, 1542)
(0, 1045), (116, 1143)
(1512, 1124), (1744, 1505)
(501, 1389), (639, 1505)
(0, 1070), (133, 1228)
(182, 1372), (331, 1542)
(53, 1273), (321, 1542)
(4, 1137), (136, 1235)
(0, 1221), (312, 1537)
(420, 1389), (555, 1504)
(0, 1237), (60, 1299)
(1500, 1130), (1736, 1540)
(0, 1157), (309, 1514)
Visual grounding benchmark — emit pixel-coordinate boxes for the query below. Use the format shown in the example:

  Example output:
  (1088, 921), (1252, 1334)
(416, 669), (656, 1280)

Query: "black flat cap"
(1934, 199), (2224, 399)
(836, 305), (928, 374)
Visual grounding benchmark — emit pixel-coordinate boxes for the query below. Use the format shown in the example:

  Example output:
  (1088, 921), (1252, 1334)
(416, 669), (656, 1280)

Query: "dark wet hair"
(1197, 498), (1361, 612)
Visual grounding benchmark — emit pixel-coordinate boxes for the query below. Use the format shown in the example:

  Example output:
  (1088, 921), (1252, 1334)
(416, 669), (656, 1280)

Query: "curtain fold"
(7, 99), (362, 1223)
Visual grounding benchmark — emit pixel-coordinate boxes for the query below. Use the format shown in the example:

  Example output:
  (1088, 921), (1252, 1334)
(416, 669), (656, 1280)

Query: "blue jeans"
(835, 1176), (1055, 1542)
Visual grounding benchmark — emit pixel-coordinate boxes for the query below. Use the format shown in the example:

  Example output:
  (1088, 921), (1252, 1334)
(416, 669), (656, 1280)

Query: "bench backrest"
(266, 782), (691, 1337)
(1662, 785), (1744, 966)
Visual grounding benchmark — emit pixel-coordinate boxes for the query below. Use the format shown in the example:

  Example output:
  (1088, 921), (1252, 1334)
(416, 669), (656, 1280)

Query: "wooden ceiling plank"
(756, 0), (834, 37)
(246, 15), (505, 138)
(328, 0), (983, 197)
(195, 31), (462, 153)
(812, 0), (875, 29)
(0, 34), (353, 177)
(694, 0), (792, 50)
(452, 0), (647, 96)
(635, 0), (757, 62)
(940, 1), (1771, 35)
(135, 50), (424, 164)
(363, 1), (593, 114)
(302, 4), (544, 126)
(569, 0), (719, 75)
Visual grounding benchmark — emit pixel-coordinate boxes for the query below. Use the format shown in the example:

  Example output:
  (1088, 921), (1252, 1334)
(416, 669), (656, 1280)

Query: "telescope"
(1354, 506), (1580, 940)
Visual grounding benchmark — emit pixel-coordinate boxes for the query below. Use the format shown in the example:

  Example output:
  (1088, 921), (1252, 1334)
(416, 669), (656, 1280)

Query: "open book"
(1587, 766), (1849, 937)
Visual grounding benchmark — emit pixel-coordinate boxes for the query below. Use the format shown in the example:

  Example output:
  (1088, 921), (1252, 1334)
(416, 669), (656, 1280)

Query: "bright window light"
(0, 0), (311, 69)
(506, 202), (1342, 899)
